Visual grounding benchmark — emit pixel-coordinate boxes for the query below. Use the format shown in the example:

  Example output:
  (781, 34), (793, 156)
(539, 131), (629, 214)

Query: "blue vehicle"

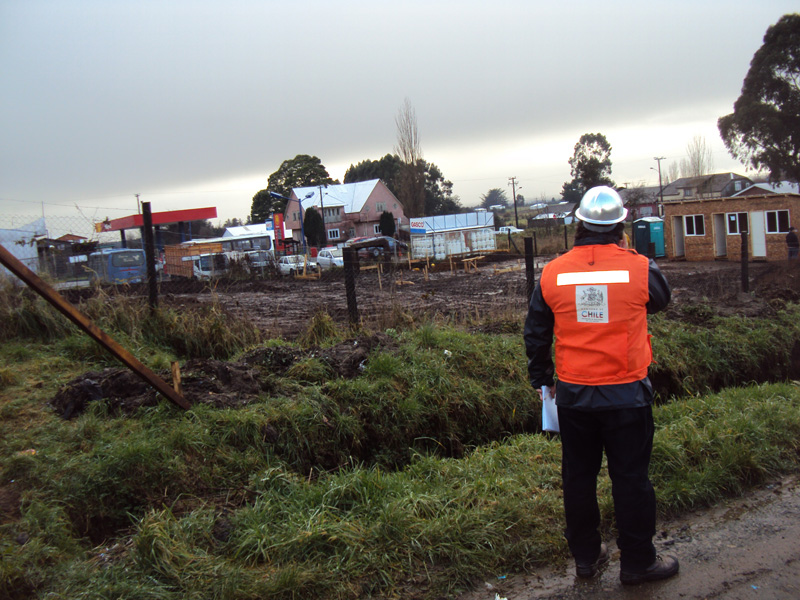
(87, 248), (146, 284)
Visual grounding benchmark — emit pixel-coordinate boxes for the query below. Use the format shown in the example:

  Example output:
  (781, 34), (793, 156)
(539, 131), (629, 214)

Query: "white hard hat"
(575, 186), (628, 229)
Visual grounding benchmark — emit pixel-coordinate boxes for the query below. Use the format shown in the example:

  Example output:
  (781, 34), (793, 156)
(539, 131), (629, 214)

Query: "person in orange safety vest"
(524, 186), (677, 585)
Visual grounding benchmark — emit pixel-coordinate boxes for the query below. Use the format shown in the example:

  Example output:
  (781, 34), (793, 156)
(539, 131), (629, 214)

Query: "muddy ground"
(54, 257), (800, 420)
(157, 255), (800, 340)
(458, 475), (800, 600)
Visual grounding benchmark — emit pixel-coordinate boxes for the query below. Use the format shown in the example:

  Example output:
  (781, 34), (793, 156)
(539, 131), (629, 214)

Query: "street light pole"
(509, 176), (519, 228)
(653, 156), (665, 205)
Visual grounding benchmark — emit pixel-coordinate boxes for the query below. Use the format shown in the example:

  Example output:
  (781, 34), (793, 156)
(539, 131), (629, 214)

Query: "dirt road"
(459, 475), (800, 600)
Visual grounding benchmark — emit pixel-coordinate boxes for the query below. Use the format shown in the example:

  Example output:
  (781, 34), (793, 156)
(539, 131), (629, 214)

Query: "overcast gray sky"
(1, 0), (797, 230)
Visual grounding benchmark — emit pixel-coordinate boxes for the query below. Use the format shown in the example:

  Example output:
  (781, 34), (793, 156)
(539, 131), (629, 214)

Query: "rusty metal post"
(0, 243), (189, 410)
(741, 230), (750, 293)
(142, 202), (158, 309)
(343, 247), (359, 325)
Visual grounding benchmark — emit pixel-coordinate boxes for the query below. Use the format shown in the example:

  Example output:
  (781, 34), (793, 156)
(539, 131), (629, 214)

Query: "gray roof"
(731, 181), (800, 196)
(661, 172), (752, 199)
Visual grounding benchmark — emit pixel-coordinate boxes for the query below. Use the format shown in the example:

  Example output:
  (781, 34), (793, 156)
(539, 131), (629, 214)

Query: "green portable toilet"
(633, 217), (665, 258)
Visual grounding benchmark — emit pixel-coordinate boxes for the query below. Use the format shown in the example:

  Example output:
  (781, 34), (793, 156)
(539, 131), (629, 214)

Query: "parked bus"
(87, 248), (146, 284)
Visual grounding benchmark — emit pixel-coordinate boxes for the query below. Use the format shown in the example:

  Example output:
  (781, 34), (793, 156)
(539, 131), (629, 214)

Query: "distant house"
(661, 172), (753, 203)
(619, 186), (661, 220)
(56, 233), (88, 244)
(284, 179), (408, 246)
(662, 193), (800, 262)
(731, 181), (800, 197)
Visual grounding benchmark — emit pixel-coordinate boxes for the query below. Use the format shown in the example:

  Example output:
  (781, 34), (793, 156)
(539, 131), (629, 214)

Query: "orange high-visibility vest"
(540, 244), (651, 386)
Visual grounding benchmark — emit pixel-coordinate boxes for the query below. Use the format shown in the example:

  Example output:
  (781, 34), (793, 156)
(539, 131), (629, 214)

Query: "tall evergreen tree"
(251, 155), (336, 223)
(303, 207), (325, 248)
(718, 14), (800, 183)
(379, 211), (396, 237)
(561, 133), (614, 201)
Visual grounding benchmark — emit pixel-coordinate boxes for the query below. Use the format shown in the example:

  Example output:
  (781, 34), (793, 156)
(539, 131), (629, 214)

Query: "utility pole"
(136, 193), (141, 214)
(509, 176), (519, 228)
(318, 184), (327, 247)
(653, 157), (665, 205)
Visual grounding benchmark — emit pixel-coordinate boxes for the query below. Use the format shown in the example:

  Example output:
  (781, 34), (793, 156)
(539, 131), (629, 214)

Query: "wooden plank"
(0, 243), (190, 410)
(171, 362), (183, 396)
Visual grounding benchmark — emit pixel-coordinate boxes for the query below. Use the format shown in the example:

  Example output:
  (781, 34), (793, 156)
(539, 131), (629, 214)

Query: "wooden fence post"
(343, 247), (359, 325)
(142, 202), (158, 309)
(741, 230), (750, 293)
(524, 237), (535, 300)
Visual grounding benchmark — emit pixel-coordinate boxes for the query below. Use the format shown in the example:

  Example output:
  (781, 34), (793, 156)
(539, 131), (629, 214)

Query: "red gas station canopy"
(95, 207), (218, 233)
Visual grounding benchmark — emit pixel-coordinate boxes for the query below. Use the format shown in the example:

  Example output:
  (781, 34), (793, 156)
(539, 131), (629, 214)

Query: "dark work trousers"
(558, 404), (657, 573)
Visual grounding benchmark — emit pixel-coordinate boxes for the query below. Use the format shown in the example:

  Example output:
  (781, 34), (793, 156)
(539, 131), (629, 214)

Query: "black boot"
(575, 543), (609, 578)
(620, 554), (679, 585)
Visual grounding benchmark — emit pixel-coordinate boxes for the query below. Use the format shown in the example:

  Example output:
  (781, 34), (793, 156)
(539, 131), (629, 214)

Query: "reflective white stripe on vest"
(556, 270), (630, 286)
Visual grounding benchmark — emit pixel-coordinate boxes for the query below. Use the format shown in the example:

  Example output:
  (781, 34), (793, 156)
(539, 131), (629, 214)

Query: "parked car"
(316, 247), (344, 269)
(345, 236), (408, 259)
(277, 254), (317, 276)
(495, 226), (524, 235)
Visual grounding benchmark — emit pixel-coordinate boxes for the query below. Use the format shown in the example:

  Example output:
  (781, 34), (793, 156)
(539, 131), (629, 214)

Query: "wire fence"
(2, 211), (577, 338)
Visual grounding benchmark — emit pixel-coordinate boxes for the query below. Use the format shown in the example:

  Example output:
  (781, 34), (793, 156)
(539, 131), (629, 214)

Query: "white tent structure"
(0, 218), (46, 278)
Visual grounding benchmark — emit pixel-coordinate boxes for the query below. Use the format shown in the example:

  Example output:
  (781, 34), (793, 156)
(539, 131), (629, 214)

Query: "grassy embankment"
(2, 282), (800, 599)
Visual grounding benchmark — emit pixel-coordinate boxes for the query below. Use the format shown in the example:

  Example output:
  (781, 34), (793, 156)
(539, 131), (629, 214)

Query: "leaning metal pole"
(0, 243), (189, 410)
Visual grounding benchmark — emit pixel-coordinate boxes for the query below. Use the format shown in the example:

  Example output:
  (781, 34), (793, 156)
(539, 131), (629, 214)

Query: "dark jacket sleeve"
(646, 259), (671, 314)
(523, 282), (555, 388)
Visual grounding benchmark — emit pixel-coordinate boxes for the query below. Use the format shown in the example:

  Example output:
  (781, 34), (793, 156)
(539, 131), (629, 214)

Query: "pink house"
(284, 179), (408, 246)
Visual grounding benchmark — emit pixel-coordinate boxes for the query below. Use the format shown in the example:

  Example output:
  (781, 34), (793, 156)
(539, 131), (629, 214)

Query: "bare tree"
(622, 183), (656, 220)
(680, 135), (715, 178)
(665, 161), (680, 185)
(394, 98), (426, 217)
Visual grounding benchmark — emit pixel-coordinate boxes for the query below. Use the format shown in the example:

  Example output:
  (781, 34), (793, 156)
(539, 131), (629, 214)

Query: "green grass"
(0, 284), (261, 361)
(649, 305), (800, 399)
(4, 290), (800, 598)
(5, 383), (799, 599)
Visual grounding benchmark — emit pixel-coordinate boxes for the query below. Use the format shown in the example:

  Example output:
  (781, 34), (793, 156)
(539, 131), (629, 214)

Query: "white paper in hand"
(541, 385), (559, 433)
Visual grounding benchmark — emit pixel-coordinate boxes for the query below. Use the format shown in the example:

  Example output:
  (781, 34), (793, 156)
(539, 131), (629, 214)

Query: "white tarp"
(0, 218), (47, 278)
(420, 211), (494, 232)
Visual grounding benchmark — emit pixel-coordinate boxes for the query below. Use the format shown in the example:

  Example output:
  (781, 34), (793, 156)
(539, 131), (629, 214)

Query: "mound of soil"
(49, 333), (397, 419)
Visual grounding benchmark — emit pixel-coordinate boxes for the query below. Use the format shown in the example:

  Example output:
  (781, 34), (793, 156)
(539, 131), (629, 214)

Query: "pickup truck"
(495, 226), (524, 235)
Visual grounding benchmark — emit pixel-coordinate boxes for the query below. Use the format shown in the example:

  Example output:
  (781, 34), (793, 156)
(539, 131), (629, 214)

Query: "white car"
(316, 248), (344, 269)
(495, 226), (524, 235)
(277, 255), (316, 276)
